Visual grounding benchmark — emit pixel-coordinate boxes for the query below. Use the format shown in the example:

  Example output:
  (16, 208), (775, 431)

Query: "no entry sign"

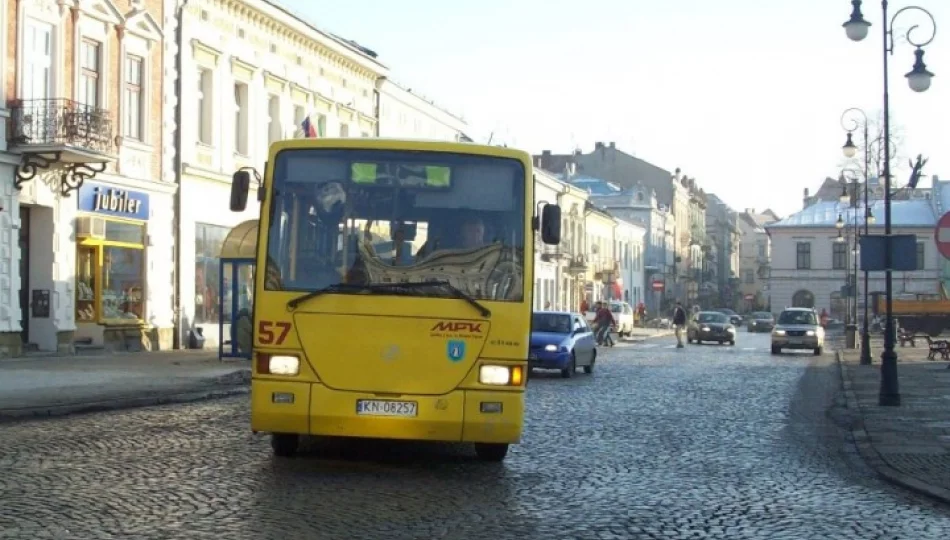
(936, 212), (950, 260)
(652, 280), (664, 292)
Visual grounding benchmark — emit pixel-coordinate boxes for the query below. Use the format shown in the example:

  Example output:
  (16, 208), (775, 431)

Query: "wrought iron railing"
(7, 98), (114, 154)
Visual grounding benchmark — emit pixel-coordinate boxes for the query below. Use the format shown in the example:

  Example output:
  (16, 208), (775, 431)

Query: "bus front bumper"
(250, 380), (523, 444)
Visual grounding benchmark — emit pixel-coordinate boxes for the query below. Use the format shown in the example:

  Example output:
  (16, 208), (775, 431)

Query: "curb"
(834, 350), (950, 505)
(0, 384), (249, 424)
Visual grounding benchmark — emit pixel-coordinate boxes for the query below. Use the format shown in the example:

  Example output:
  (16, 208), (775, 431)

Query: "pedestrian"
(593, 301), (616, 347)
(672, 301), (687, 348)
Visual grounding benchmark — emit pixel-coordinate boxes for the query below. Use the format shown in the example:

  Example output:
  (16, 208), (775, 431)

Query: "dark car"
(747, 311), (775, 332)
(715, 308), (743, 326)
(688, 311), (737, 345)
(528, 311), (597, 378)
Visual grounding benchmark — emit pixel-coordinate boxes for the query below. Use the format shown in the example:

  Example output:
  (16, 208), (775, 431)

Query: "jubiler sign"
(77, 182), (150, 221)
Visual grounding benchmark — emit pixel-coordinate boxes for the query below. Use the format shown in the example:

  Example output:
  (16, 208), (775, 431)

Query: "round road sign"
(935, 211), (950, 260)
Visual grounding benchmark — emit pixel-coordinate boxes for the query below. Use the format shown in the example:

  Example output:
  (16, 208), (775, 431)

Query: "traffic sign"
(936, 211), (950, 260)
(651, 280), (664, 292)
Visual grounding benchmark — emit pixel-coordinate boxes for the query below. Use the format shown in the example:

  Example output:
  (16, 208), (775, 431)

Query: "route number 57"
(258, 321), (292, 345)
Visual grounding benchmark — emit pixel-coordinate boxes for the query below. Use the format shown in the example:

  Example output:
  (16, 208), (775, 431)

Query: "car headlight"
(727, 327), (736, 333)
(806, 330), (816, 336)
(701, 326), (710, 332)
(479, 365), (524, 386)
(268, 355), (300, 375)
(773, 329), (786, 336)
(544, 344), (558, 352)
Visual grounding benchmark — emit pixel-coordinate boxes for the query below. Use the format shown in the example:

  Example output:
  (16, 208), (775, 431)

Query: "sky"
(282, 0), (949, 218)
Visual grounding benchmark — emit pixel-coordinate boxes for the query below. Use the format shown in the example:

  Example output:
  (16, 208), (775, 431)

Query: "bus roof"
(268, 137), (531, 161)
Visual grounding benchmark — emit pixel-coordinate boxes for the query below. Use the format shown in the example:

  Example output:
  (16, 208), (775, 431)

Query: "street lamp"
(842, 0), (937, 406)
(839, 169), (862, 343)
(840, 107), (873, 365)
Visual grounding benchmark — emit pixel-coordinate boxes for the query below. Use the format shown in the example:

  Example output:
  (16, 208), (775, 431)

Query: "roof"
(766, 199), (937, 229)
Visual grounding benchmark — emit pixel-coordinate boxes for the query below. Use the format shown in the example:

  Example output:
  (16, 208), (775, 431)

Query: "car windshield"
(610, 303), (623, 313)
(778, 310), (818, 325)
(264, 148), (527, 302)
(532, 313), (572, 334)
(753, 312), (773, 320)
(697, 312), (727, 323)
(717, 309), (736, 315)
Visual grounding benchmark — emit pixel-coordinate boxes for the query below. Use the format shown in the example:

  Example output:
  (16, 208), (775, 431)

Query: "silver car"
(771, 308), (825, 355)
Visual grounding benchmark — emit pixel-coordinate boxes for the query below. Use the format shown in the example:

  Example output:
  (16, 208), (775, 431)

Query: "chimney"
(803, 188), (810, 209)
(541, 150), (551, 156)
(609, 142), (615, 149)
(595, 142), (604, 151)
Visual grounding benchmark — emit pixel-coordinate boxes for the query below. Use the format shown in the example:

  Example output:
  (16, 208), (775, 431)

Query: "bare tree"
(838, 110), (906, 185)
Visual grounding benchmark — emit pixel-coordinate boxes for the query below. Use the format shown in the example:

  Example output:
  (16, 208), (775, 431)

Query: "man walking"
(672, 301), (687, 348)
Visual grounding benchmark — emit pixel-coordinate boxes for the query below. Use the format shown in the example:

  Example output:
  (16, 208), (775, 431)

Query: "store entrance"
(18, 206), (30, 347)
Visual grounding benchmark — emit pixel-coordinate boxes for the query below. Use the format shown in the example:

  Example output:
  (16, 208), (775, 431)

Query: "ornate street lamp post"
(842, 0), (937, 407)
(840, 108), (876, 365)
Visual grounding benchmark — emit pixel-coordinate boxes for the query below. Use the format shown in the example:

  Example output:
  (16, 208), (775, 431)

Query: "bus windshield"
(264, 148), (527, 302)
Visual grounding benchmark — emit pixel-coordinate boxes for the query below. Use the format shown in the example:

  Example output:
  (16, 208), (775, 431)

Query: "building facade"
(738, 209), (779, 311)
(175, 0), (387, 350)
(766, 199), (940, 320)
(705, 194), (742, 310)
(533, 169), (565, 311)
(377, 80), (468, 141)
(1, 0), (170, 356)
(614, 218), (646, 308)
(556, 181), (590, 312)
(584, 203), (617, 305)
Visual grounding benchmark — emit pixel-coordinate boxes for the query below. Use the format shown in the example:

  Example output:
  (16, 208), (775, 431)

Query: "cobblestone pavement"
(2, 332), (950, 539)
(839, 342), (950, 502)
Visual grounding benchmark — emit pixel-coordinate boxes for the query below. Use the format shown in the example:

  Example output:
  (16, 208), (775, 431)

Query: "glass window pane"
(194, 223), (231, 323)
(76, 245), (97, 322)
(101, 246), (144, 320)
(105, 221), (144, 244)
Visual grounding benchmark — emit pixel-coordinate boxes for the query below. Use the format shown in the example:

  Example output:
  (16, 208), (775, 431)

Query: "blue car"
(528, 311), (597, 378)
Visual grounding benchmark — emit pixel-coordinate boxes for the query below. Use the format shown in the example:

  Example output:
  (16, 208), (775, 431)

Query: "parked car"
(529, 311), (597, 378)
(747, 311), (775, 333)
(771, 307), (825, 355)
(714, 308), (743, 326)
(687, 311), (737, 345)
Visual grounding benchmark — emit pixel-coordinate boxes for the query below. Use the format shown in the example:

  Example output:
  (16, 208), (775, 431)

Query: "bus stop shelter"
(218, 220), (258, 360)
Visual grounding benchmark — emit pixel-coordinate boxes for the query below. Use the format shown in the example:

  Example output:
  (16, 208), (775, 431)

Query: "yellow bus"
(229, 138), (561, 461)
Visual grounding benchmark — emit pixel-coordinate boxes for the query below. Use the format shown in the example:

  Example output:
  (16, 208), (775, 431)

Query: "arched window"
(792, 289), (815, 309)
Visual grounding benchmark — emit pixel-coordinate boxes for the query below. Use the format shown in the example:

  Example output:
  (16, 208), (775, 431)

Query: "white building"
(615, 218), (646, 308)
(174, 0), (387, 349)
(378, 80), (468, 141)
(766, 199), (940, 320)
(533, 169), (565, 311)
(585, 204), (617, 305)
(1, 0), (170, 356)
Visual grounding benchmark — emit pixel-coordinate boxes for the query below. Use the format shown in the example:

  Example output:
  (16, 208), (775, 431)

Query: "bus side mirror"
(230, 170), (250, 211)
(540, 203), (561, 245)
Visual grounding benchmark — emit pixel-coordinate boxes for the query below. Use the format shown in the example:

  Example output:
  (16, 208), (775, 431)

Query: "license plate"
(529, 353), (538, 360)
(356, 399), (418, 417)
(789, 337), (803, 344)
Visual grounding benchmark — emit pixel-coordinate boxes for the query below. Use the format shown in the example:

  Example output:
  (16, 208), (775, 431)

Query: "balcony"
(7, 98), (115, 195)
(566, 254), (588, 274)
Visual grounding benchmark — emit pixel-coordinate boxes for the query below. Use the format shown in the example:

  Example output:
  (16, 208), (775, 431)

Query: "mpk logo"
(431, 321), (484, 333)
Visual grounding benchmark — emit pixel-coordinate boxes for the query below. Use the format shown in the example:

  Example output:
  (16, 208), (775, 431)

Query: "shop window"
(75, 219), (146, 324)
(194, 223), (230, 324)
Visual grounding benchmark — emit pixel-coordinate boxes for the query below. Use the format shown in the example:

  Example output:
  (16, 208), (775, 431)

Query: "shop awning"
(219, 220), (258, 259)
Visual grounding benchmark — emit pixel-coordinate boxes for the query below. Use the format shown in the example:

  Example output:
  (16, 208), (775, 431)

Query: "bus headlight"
(479, 365), (511, 385)
(263, 355), (299, 376)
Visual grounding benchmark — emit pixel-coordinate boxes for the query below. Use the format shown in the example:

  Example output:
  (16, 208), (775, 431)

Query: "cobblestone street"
(2, 332), (950, 539)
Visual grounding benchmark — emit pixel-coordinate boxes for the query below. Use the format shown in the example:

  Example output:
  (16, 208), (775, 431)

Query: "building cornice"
(219, 0), (388, 79)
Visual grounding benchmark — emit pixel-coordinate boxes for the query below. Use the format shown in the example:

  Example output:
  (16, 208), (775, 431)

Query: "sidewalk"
(0, 350), (250, 422)
(837, 342), (950, 504)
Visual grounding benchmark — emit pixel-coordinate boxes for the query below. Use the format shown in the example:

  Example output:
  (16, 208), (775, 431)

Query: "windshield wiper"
(286, 283), (373, 311)
(366, 280), (492, 318)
